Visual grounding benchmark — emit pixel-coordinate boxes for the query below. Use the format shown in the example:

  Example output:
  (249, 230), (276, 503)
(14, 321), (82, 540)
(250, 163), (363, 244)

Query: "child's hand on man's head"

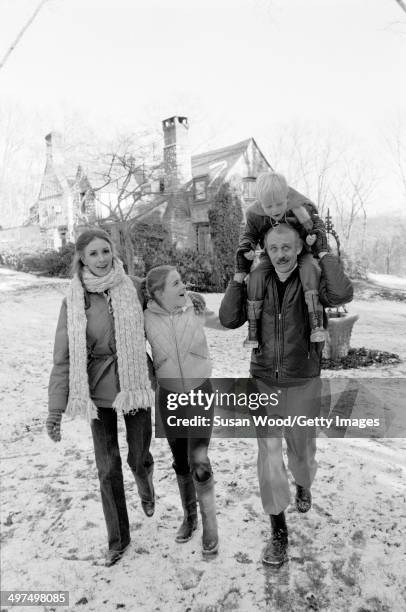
(243, 250), (256, 261)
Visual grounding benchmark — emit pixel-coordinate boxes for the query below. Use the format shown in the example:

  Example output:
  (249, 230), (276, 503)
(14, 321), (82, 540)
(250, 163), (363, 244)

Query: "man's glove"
(46, 409), (63, 442)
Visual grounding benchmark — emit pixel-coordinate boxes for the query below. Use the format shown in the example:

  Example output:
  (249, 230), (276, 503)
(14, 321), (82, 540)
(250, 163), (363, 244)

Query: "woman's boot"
(175, 473), (198, 543)
(194, 475), (219, 555)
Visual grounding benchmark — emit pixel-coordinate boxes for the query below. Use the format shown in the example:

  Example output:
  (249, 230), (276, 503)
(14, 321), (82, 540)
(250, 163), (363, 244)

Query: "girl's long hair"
(145, 265), (176, 304)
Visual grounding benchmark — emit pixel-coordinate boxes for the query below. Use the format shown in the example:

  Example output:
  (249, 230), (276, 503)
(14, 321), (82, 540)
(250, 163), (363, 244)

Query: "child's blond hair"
(256, 172), (288, 204)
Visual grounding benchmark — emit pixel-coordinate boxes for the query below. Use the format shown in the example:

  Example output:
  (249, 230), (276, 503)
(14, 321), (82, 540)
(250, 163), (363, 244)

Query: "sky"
(0, 0), (406, 216)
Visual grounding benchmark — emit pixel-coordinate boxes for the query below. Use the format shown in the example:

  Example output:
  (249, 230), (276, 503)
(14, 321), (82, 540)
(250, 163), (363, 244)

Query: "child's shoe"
(305, 291), (327, 344)
(243, 319), (259, 348)
(243, 300), (264, 349)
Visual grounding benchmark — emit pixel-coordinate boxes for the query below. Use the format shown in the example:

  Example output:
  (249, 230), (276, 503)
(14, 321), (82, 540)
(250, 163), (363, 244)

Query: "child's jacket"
(237, 187), (326, 273)
(144, 293), (221, 393)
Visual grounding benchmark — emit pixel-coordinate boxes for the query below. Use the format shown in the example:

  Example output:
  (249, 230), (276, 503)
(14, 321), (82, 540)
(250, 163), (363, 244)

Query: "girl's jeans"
(157, 379), (213, 482)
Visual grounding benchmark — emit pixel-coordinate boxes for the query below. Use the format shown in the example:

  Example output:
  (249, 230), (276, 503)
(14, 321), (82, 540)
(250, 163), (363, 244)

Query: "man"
(219, 223), (353, 566)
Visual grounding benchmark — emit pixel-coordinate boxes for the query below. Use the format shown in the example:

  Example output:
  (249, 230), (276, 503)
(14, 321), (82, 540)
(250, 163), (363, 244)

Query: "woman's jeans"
(157, 380), (213, 482)
(90, 407), (153, 552)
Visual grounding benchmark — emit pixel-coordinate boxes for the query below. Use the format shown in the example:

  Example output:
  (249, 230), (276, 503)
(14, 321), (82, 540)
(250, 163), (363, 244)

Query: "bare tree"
(393, 0), (406, 15)
(267, 123), (345, 219)
(330, 159), (376, 249)
(91, 135), (167, 274)
(385, 114), (406, 201)
(0, 0), (51, 71)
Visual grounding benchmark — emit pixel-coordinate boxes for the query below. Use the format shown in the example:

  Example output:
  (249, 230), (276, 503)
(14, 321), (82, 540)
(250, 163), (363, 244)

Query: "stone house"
(131, 116), (273, 254)
(1, 116), (273, 254)
(29, 132), (97, 249)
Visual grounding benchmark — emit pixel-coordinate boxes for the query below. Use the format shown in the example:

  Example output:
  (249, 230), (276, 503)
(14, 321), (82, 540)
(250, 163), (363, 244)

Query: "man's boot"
(295, 483), (312, 513)
(262, 511), (288, 567)
(175, 473), (198, 543)
(194, 475), (219, 555)
(243, 299), (264, 349)
(133, 463), (155, 517)
(304, 290), (327, 343)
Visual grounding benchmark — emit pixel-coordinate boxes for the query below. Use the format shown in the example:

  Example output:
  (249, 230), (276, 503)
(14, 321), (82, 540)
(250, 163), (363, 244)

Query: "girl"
(144, 265), (224, 555)
(46, 229), (155, 567)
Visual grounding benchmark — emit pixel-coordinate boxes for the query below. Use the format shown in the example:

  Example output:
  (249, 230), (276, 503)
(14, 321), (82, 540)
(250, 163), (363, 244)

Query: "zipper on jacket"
(169, 313), (186, 392)
(272, 277), (295, 379)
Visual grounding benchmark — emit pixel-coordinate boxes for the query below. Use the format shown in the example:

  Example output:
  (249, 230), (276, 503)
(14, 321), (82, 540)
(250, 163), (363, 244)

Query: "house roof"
(191, 138), (252, 178)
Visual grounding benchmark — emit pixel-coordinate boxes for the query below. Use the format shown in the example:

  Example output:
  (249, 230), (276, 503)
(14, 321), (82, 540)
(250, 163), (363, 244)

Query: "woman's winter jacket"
(48, 276), (151, 412)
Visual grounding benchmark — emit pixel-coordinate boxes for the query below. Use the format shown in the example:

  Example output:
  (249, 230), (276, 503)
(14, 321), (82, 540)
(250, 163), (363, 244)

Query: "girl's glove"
(46, 409), (62, 442)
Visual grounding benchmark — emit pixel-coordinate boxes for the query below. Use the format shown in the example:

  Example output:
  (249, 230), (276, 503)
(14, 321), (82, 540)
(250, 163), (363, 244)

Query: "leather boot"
(262, 511), (288, 567)
(133, 463), (155, 517)
(194, 475), (219, 555)
(295, 483), (312, 513)
(175, 473), (198, 543)
(304, 290), (327, 343)
(105, 541), (130, 567)
(243, 299), (264, 349)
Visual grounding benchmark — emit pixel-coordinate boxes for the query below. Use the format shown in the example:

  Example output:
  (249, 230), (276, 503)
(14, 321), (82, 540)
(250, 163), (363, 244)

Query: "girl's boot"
(194, 475), (219, 555)
(175, 473), (198, 543)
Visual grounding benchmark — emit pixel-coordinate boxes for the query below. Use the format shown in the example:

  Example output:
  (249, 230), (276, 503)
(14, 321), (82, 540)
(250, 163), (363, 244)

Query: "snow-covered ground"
(1, 268), (405, 612)
(368, 272), (406, 291)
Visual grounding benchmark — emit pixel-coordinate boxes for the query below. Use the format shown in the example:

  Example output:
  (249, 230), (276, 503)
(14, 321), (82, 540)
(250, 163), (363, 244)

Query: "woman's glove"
(46, 409), (63, 442)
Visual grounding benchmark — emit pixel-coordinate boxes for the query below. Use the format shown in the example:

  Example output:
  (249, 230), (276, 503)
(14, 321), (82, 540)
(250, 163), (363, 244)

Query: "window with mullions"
(242, 178), (256, 200)
(196, 224), (211, 254)
(193, 177), (208, 202)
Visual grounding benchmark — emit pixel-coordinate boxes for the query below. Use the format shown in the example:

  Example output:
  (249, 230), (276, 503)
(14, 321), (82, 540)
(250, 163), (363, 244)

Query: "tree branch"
(0, 0), (51, 71)
(394, 0), (406, 14)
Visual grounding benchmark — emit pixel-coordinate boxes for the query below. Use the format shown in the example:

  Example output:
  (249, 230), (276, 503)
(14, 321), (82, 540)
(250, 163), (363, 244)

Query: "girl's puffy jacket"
(144, 293), (222, 392)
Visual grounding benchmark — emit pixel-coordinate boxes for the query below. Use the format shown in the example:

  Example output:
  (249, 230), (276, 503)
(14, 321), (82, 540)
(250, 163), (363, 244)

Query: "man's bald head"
(264, 224), (303, 275)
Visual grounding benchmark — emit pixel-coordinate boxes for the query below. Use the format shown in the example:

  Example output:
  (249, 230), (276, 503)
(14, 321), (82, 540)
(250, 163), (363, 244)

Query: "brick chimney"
(162, 116), (192, 190)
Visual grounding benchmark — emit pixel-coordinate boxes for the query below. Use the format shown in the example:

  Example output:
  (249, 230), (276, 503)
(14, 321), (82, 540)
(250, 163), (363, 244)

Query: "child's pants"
(157, 379), (214, 483)
(247, 252), (321, 299)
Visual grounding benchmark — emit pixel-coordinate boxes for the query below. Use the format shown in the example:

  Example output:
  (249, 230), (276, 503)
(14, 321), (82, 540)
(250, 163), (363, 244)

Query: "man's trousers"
(252, 377), (321, 515)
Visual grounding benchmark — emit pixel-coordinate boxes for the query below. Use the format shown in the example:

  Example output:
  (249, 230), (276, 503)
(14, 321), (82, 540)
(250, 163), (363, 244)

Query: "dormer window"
(242, 178), (256, 200)
(193, 177), (208, 202)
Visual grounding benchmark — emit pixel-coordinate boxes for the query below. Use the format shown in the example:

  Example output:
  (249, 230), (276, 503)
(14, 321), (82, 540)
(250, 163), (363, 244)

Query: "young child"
(143, 265), (225, 556)
(236, 171), (329, 348)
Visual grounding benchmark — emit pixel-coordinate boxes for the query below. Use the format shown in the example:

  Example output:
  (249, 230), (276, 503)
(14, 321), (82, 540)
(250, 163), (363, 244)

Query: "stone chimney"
(162, 116), (192, 190)
(44, 132), (66, 178)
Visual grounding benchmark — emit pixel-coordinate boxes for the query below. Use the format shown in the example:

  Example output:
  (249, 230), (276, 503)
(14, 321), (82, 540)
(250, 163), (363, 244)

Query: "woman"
(46, 229), (155, 567)
(144, 265), (225, 555)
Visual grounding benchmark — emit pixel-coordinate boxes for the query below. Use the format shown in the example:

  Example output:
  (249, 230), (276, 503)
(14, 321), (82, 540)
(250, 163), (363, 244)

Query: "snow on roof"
(191, 138), (252, 178)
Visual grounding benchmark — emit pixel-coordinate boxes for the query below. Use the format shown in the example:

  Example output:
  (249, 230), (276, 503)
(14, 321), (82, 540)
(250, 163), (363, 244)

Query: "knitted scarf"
(65, 258), (154, 421)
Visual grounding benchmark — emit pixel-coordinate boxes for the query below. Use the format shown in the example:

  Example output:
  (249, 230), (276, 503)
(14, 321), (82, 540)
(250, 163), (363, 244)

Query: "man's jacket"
(219, 254), (353, 384)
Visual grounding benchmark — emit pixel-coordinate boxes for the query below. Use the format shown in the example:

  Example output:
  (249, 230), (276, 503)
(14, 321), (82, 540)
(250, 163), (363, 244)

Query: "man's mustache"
(276, 258), (290, 265)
